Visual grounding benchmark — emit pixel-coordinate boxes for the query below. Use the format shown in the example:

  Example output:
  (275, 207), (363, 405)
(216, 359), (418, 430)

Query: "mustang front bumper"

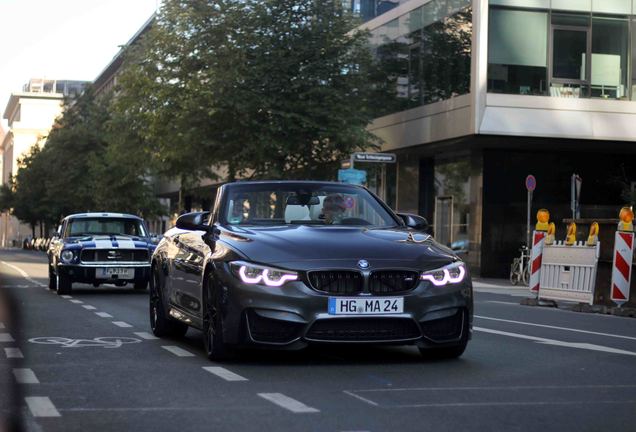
(57, 263), (151, 285)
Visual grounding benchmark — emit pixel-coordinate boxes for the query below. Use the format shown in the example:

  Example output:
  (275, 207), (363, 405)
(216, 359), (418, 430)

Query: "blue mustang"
(47, 213), (156, 295)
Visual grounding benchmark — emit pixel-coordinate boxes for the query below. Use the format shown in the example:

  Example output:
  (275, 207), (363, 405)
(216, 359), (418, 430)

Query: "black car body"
(47, 213), (155, 295)
(150, 181), (473, 360)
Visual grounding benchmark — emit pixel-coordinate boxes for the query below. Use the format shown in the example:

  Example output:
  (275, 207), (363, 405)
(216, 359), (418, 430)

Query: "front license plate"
(328, 297), (404, 315)
(95, 268), (135, 280)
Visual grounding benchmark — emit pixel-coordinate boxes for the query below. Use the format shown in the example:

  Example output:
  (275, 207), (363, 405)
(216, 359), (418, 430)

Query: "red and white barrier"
(611, 231), (634, 306)
(529, 230), (546, 295)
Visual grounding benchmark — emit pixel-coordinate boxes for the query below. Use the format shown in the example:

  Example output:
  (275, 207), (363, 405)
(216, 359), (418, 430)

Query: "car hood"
(63, 235), (152, 249)
(219, 225), (457, 271)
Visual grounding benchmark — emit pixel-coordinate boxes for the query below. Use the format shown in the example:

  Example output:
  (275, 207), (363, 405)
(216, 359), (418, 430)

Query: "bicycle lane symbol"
(29, 337), (142, 348)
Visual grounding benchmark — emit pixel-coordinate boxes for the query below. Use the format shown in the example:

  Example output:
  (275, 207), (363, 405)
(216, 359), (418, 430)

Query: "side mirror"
(397, 213), (429, 232)
(176, 211), (212, 232)
(149, 234), (161, 245)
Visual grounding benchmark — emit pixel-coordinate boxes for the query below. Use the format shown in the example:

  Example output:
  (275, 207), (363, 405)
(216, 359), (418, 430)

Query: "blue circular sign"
(525, 175), (536, 191)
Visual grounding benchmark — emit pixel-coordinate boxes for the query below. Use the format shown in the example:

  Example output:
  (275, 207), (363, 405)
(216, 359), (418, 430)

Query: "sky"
(0, 0), (159, 129)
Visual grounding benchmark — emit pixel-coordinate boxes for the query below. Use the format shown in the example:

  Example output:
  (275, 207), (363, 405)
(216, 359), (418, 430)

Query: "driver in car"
(321, 194), (347, 224)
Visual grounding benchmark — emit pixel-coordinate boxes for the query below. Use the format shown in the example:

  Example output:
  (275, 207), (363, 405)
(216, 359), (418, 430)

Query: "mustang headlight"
(60, 250), (75, 263)
(421, 262), (466, 286)
(229, 261), (298, 287)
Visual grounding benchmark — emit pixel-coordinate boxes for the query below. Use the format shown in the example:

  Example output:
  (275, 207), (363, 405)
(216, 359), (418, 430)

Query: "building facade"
(361, 0), (636, 277)
(0, 79), (87, 245)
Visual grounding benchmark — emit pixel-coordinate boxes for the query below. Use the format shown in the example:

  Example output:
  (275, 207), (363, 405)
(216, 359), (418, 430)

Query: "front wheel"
(56, 272), (72, 295)
(203, 274), (234, 361)
(509, 258), (521, 286)
(149, 266), (187, 338)
(48, 265), (57, 290)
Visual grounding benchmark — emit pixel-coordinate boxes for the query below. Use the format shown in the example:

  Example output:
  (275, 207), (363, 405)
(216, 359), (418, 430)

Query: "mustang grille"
(307, 271), (363, 295)
(306, 318), (421, 341)
(369, 271), (419, 294)
(80, 249), (149, 262)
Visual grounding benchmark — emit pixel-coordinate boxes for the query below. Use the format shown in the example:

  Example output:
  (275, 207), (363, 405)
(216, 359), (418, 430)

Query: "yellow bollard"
(618, 206), (634, 232)
(545, 222), (556, 245)
(565, 222), (577, 246)
(536, 209), (550, 232)
(586, 222), (599, 246)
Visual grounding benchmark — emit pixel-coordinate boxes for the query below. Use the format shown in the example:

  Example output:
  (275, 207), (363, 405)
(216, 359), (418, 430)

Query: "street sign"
(338, 168), (367, 185)
(525, 175), (536, 191)
(353, 153), (396, 163)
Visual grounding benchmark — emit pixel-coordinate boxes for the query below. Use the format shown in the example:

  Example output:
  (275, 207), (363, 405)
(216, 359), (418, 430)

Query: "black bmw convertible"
(150, 181), (473, 360)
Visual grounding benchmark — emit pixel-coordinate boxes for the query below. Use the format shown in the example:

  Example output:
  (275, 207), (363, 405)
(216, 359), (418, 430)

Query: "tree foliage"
(115, 0), (381, 187)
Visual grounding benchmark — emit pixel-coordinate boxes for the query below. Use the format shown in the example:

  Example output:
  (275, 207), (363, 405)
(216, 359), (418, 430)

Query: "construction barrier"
(528, 230), (546, 295)
(539, 241), (601, 305)
(610, 231), (634, 306)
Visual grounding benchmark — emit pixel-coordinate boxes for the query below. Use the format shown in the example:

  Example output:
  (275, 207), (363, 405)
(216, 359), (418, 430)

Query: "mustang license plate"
(95, 268), (135, 280)
(328, 297), (404, 315)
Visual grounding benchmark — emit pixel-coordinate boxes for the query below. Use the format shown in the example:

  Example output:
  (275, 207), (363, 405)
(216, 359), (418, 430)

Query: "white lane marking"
(343, 390), (380, 407)
(258, 393), (320, 413)
(95, 312), (113, 318)
(475, 326), (636, 357)
(134, 332), (159, 340)
(202, 366), (248, 382)
(82, 305), (97, 310)
(0, 260), (47, 288)
(60, 295), (72, 299)
(4, 347), (24, 358)
(25, 397), (61, 417)
(0, 333), (15, 342)
(13, 368), (40, 384)
(373, 400), (636, 408)
(161, 346), (195, 357)
(112, 321), (133, 328)
(69, 299), (83, 304)
(475, 315), (636, 341)
(350, 384), (636, 393)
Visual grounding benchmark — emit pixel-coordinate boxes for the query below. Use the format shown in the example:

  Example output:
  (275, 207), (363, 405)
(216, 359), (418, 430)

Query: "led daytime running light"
(421, 265), (465, 286)
(238, 265), (298, 287)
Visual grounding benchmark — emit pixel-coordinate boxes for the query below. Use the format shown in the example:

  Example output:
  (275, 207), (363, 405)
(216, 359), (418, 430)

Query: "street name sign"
(353, 153), (396, 163)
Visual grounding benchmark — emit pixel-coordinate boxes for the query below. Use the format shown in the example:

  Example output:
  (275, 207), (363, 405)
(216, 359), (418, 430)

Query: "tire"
(509, 259), (520, 286)
(149, 265), (188, 338)
(521, 262), (530, 286)
(419, 311), (469, 360)
(48, 265), (57, 290)
(56, 272), (72, 295)
(134, 280), (148, 291)
(202, 274), (234, 361)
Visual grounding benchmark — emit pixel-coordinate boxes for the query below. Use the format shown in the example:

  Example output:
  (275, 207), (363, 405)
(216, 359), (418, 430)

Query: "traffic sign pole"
(525, 175), (537, 251)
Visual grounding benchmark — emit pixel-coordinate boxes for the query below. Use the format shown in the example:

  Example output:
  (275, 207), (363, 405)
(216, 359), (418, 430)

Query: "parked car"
(151, 181), (473, 360)
(47, 213), (156, 295)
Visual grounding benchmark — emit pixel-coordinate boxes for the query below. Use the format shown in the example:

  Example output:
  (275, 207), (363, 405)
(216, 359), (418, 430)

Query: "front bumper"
(215, 264), (473, 349)
(57, 263), (151, 285)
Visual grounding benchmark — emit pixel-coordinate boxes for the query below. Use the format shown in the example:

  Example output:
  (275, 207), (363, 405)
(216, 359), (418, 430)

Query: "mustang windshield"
(66, 218), (147, 238)
(223, 184), (398, 227)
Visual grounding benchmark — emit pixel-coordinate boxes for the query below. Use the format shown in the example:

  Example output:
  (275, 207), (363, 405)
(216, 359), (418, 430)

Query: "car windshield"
(223, 183), (398, 227)
(66, 218), (147, 237)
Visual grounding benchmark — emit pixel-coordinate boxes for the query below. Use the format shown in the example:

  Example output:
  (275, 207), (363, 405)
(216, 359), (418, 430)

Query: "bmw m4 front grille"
(369, 271), (419, 294)
(307, 270), (419, 295)
(308, 271), (363, 295)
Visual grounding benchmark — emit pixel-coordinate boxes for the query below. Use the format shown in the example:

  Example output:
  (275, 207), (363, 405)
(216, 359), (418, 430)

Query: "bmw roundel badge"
(357, 259), (370, 269)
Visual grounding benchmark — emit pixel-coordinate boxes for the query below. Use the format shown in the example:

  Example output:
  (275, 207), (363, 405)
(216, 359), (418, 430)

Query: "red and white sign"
(529, 230), (546, 295)
(611, 231), (634, 305)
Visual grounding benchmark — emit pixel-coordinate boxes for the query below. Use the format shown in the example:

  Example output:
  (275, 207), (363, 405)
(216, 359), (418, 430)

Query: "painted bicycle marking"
(29, 336), (142, 348)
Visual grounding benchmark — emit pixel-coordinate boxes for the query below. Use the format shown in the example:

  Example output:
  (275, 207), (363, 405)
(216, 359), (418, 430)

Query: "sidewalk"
(472, 277), (531, 297)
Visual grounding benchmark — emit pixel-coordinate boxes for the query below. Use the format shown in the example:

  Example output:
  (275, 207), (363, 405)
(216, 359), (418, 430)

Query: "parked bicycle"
(509, 245), (530, 286)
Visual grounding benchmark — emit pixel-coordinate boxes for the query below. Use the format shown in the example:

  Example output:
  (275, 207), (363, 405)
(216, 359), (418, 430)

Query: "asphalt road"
(1, 248), (635, 432)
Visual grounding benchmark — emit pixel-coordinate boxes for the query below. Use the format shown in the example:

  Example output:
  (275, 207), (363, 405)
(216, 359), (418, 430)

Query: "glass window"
(591, 16), (629, 99)
(552, 29), (588, 80)
(592, 0), (631, 15)
(489, 0), (549, 8)
(66, 218), (147, 238)
(552, 0), (591, 13)
(488, 8), (548, 95)
(434, 159), (470, 248)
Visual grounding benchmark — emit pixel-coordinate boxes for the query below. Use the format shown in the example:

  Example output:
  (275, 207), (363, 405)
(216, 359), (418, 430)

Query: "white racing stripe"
(116, 238), (136, 249)
(0, 260), (47, 288)
(475, 326), (636, 357)
(112, 321), (133, 328)
(258, 393), (320, 413)
(161, 346), (195, 357)
(0, 333), (15, 343)
(134, 332), (159, 340)
(202, 366), (248, 381)
(4, 348), (23, 358)
(13, 368), (40, 384)
(475, 315), (636, 341)
(25, 397), (61, 418)
(82, 305), (97, 310)
(95, 312), (113, 318)
(94, 239), (113, 249)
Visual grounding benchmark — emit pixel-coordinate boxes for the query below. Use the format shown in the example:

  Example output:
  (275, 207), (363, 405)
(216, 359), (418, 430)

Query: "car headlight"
(421, 262), (466, 286)
(60, 250), (75, 263)
(229, 261), (298, 287)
